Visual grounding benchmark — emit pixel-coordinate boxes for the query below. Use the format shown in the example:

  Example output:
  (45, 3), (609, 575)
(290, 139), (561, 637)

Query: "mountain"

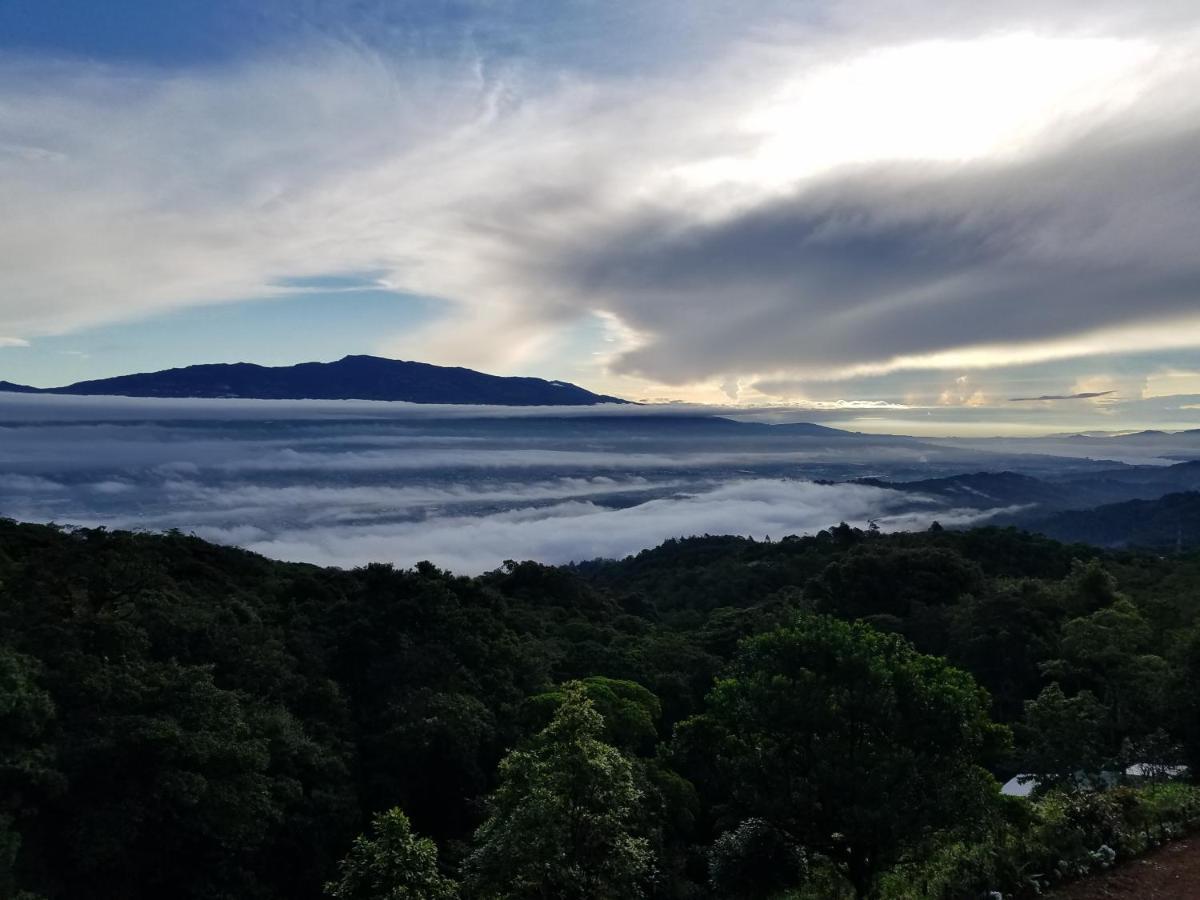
(2, 355), (629, 405)
(0, 380), (39, 393)
(856, 461), (1200, 519)
(854, 471), (1073, 509)
(1026, 491), (1200, 549)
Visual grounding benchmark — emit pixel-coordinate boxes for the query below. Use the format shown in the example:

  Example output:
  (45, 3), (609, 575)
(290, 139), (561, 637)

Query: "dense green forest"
(4, 517), (1200, 899)
(1027, 490), (1200, 550)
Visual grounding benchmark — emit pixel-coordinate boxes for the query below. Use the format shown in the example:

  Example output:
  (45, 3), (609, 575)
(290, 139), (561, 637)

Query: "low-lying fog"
(0, 395), (1142, 573)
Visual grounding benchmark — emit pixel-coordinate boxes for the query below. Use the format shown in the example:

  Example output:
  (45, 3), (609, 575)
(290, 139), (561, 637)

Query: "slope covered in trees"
(4, 518), (1200, 898)
(1026, 491), (1200, 549)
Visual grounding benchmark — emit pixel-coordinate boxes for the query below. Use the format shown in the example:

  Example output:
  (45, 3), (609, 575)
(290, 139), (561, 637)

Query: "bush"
(878, 783), (1200, 899)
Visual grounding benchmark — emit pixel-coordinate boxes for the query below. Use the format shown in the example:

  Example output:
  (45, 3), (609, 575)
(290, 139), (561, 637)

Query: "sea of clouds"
(0, 397), (1021, 573)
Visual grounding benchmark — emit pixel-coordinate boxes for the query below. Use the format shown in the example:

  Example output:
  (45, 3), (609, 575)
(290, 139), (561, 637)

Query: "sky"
(3, 0), (1200, 434)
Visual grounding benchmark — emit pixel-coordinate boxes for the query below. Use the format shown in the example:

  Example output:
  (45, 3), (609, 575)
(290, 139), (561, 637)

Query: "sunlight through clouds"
(2, 2), (1200, 421)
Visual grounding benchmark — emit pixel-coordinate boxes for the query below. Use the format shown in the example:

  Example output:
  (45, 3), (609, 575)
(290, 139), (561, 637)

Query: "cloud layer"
(0, 405), (1019, 573)
(3, 2), (1200, 399)
(243, 479), (993, 573)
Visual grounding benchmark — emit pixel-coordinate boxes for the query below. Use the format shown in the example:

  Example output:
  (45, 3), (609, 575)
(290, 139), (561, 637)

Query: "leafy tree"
(1043, 598), (1170, 746)
(808, 546), (983, 621)
(1117, 728), (1183, 780)
(1171, 626), (1200, 774)
(0, 646), (59, 807)
(325, 808), (457, 900)
(948, 578), (1065, 721)
(465, 682), (653, 899)
(1056, 559), (1124, 616)
(0, 648), (59, 898)
(520, 676), (661, 756)
(707, 818), (806, 899)
(690, 615), (1007, 899)
(1020, 683), (1106, 786)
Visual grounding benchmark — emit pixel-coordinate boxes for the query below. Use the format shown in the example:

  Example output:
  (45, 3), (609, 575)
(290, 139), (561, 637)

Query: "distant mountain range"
(852, 463), (1200, 550)
(859, 460), (1200, 513)
(854, 471), (1075, 508)
(0, 356), (629, 406)
(1026, 492), (1200, 550)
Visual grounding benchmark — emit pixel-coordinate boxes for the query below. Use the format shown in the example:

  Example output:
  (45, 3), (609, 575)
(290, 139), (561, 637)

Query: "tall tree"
(465, 683), (652, 900)
(688, 615), (1007, 899)
(0, 647), (59, 899)
(325, 808), (457, 900)
(1021, 682), (1106, 786)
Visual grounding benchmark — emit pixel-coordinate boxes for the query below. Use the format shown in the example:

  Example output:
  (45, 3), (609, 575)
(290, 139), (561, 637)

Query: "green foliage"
(690, 615), (1009, 898)
(1021, 683), (1107, 786)
(808, 545), (983, 622)
(325, 808), (458, 900)
(707, 818), (807, 899)
(465, 683), (653, 899)
(0, 646), (60, 810)
(520, 676), (661, 755)
(881, 783), (1200, 898)
(1173, 628), (1200, 773)
(4, 518), (1200, 899)
(1042, 597), (1171, 753)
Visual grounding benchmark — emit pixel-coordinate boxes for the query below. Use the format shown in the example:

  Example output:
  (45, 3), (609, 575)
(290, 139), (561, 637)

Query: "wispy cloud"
(1009, 391), (1116, 402)
(2, 3), (1200, 399)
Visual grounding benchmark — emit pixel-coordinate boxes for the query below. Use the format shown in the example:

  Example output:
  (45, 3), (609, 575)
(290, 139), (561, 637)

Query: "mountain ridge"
(1025, 490), (1200, 549)
(0, 355), (630, 406)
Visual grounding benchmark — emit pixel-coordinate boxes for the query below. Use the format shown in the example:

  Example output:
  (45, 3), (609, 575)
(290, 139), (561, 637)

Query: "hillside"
(5, 517), (1200, 898)
(0, 355), (629, 405)
(1028, 491), (1200, 549)
(855, 470), (1075, 509)
(855, 461), (1200, 524)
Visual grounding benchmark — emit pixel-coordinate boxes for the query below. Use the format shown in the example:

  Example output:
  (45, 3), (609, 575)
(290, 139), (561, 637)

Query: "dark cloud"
(552, 120), (1200, 383)
(1009, 391), (1115, 402)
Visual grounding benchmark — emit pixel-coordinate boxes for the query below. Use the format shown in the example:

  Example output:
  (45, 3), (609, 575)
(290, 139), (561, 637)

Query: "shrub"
(878, 783), (1200, 899)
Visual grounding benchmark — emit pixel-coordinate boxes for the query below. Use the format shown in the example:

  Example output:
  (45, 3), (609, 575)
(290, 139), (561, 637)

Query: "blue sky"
(3, 0), (1200, 433)
(1, 287), (440, 386)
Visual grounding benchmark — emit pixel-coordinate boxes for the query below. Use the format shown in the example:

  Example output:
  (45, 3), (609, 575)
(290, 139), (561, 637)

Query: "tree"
(1021, 682), (1106, 786)
(520, 676), (661, 756)
(325, 807), (457, 900)
(707, 818), (806, 899)
(465, 682), (653, 899)
(1042, 598), (1170, 747)
(689, 615), (1007, 899)
(0, 647), (59, 899)
(1170, 626), (1200, 774)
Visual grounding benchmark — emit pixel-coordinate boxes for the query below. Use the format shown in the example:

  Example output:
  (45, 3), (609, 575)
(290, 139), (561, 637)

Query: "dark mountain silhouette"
(1026, 491), (1200, 549)
(0, 355), (629, 405)
(0, 380), (39, 393)
(854, 471), (1072, 509)
(857, 460), (1200, 517)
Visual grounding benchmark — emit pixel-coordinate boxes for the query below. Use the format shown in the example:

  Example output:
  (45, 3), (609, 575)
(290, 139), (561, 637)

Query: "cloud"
(241, 479), (996, 573)
(1009, 391), (1116, 402)
(563, 114), (1200, 383)
(2, 5), (1200, 395)
(0, 408), (1014, 574)
(7, 397), (1200, 573)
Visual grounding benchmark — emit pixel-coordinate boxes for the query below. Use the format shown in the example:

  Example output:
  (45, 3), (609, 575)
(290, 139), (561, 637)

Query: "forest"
(4, 517), (1200, 899)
